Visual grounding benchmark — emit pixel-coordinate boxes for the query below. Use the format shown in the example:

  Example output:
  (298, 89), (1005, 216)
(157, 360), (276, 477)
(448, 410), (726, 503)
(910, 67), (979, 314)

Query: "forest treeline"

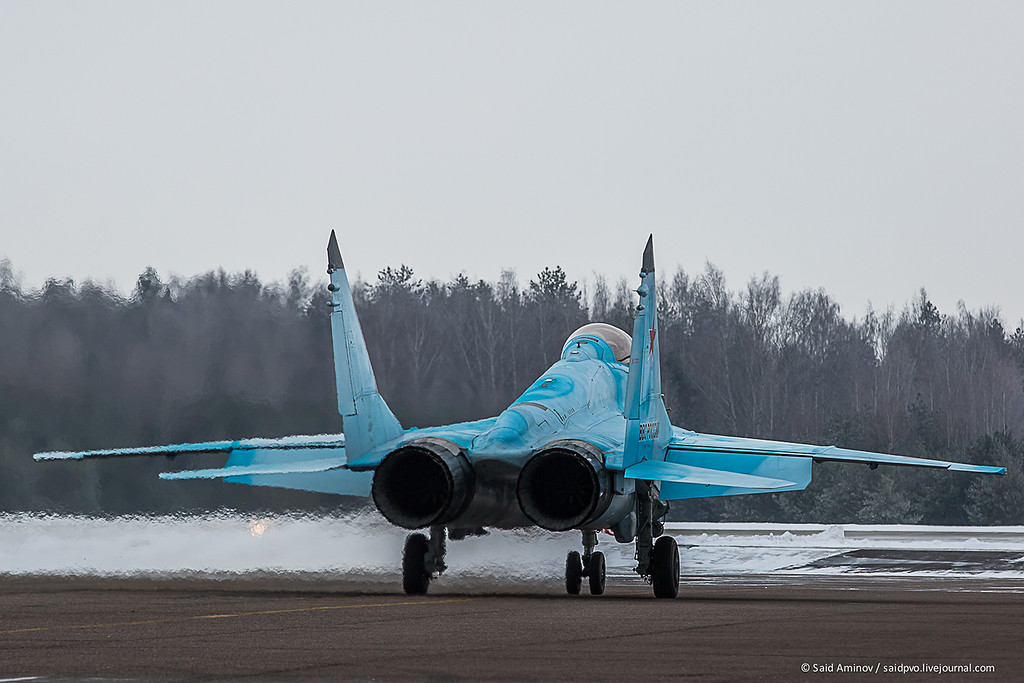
(1, 256), (1022, 524)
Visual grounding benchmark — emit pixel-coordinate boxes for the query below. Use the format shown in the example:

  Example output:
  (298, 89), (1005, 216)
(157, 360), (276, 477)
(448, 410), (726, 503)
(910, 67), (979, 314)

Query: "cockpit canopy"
(561, 323), (632, 363)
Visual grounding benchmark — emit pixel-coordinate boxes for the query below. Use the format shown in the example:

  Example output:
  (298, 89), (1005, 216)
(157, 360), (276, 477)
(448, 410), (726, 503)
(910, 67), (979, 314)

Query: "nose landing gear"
(588, 550), (606, 595)
(565, 530), (606, 595)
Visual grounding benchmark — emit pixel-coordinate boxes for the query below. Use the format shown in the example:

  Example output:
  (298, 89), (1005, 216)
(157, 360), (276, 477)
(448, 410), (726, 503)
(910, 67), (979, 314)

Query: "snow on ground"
(660, 522), (1024, 579)
(2, 513), (1023, 580)
(0, 511), (573, 581)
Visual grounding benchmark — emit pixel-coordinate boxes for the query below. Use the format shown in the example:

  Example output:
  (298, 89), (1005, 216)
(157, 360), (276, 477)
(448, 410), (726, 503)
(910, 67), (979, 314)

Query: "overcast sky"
(2, 1), (1022, 324)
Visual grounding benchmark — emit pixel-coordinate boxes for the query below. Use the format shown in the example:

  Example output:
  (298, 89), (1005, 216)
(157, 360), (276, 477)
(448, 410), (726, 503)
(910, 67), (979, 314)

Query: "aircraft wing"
(33, 434), (373, 497)
(33, 434), (347, 460)
(668, 431), (1005, 475)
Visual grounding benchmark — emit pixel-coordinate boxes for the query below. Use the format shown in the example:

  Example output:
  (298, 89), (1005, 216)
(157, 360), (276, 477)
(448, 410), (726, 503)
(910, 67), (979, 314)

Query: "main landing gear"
(650, 535), (679, 599)
(635, 479), (678, 598)
(402, 525), (447, 595)
(565, 530), (606, 596)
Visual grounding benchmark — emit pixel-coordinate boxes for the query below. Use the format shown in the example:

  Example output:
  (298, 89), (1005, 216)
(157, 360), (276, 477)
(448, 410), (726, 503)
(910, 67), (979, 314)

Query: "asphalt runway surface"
(1, 572), (1021, 681)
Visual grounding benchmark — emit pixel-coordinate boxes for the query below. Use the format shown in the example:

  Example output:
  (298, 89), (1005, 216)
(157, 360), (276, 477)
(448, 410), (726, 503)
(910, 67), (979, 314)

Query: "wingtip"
(642, 234), (654, 273)
(327, 230), (344, 271)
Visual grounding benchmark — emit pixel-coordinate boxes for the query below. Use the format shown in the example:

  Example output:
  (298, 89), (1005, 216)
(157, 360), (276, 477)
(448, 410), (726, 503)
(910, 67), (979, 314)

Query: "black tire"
(651, 535), (679, 599)
(565, 550), (583, 595)
(402, 533), (431, 595)
(588, 551), (606, 596)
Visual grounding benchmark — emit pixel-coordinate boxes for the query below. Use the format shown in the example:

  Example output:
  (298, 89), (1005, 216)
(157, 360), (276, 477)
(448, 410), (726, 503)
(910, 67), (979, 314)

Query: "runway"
(2, 517), (1022, 679)
(0, 574), (1019, 681)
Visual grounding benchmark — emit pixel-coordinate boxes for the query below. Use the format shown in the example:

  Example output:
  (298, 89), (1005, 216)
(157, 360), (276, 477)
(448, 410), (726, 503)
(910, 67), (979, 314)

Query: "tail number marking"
(639, 421), (659, 441)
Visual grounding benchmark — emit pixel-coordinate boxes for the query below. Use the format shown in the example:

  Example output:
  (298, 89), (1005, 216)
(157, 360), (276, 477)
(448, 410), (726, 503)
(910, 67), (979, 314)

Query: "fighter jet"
(36, 233), (1005, 598)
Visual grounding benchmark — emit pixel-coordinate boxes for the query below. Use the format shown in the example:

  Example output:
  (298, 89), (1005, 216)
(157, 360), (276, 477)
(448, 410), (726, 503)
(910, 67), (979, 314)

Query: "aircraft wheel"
(565, 550), (583, 595)
(651, 535), (679, 599)
(402, 533), (431, 595)
(588, 551), (606, 595)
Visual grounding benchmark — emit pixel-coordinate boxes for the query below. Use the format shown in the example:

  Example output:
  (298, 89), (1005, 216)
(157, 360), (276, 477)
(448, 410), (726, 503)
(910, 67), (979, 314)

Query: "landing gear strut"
(402, 525), (447, 595)
(565, 530), (606, 596)
(634, 480), (677, 598)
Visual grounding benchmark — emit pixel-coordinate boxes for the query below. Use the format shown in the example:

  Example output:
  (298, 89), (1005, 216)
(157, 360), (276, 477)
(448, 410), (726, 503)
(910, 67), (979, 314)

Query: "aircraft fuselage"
(367, 333), (636, 531)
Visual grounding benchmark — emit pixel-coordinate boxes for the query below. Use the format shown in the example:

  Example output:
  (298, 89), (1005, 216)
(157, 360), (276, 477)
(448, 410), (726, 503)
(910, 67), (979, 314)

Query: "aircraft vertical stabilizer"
(327, 231), (403, 459)
(622, 235), (671, 469)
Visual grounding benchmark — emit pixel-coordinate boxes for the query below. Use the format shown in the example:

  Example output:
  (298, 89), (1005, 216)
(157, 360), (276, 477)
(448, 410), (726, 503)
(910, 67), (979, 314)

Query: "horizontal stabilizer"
(34, 434), (346, 461)
(625, 459), (795, 489)
(159, 459), (346, 480)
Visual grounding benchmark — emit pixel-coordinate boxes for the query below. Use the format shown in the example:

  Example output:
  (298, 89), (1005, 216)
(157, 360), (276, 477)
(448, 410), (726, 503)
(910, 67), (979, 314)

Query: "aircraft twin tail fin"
(622, 235), (672, 469)
(327, 231), (404, 461)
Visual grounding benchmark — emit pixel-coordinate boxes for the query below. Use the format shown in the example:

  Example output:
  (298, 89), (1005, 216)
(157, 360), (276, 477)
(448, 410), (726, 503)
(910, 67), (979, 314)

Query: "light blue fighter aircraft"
(36, 233), (1005, 598)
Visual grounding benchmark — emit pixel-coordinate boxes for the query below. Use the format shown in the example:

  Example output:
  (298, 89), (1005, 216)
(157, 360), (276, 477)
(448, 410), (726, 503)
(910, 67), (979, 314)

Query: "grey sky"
(2, 2), (1023, 324)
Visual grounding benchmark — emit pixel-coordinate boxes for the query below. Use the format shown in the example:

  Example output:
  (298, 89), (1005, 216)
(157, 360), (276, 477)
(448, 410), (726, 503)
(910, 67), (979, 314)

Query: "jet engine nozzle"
(372, 438), (474, 529)
(516, 440), (612, 531)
